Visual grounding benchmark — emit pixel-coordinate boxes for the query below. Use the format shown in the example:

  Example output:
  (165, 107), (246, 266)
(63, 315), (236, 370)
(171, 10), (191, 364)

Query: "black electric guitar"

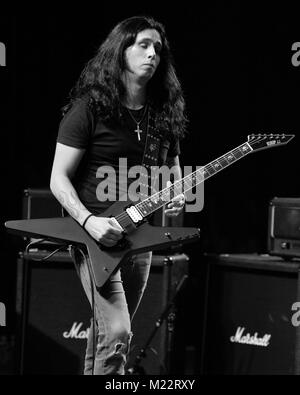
(5, 134), (294, 287)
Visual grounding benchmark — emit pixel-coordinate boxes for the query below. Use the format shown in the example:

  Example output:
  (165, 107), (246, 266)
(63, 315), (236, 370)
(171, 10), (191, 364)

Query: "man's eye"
(140, 43), (148, 48)
(155, 45), (162, 54)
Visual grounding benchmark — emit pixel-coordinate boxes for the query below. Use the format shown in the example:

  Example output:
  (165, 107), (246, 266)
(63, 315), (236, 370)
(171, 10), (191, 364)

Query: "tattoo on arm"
(57, 190), (88, 221)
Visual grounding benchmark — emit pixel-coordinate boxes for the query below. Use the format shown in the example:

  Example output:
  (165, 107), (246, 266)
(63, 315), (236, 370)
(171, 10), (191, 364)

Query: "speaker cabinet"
(16, 251), (189, 375)
(201, 254), (300, 375)
(16, 251), (91, 375)
(22, 189), (62, 219)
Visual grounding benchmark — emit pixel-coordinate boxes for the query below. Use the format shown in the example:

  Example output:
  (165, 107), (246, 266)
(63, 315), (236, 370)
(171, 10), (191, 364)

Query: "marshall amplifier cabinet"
(201, 253), (300, 375)
(16, 250), (189, 375)
(16, 251), (91, 375)
(268, 197), (300, 259)
(22, 188), (63, 248)
(22, 188), (62, 220)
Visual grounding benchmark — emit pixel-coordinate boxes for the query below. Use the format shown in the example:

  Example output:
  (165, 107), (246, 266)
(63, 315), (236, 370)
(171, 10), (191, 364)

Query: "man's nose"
(147, 45), (156, 59)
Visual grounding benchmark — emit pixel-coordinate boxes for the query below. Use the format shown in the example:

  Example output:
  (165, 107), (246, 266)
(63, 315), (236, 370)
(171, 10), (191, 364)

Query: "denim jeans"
(70, 247), (152, 375)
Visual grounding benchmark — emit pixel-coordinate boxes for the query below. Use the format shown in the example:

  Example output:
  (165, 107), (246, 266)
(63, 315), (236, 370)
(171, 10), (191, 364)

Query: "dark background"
(0, 3), (299, 371)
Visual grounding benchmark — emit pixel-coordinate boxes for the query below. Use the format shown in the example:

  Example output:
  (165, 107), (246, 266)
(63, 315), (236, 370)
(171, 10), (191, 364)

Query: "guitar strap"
(139, 105), (165, 200)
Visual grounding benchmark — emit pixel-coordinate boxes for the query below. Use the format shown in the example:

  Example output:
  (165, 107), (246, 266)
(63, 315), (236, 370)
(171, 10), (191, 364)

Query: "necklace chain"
(126, 104), (148, 141)
(127, 104), (148, 124)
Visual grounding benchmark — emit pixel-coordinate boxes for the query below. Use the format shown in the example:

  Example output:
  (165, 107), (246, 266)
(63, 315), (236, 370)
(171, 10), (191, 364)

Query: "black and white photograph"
(1, 3), (300, 379)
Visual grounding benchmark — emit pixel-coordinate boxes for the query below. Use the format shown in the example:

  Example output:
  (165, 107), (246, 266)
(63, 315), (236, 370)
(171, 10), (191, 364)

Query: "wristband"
(82, 214), (94, 229)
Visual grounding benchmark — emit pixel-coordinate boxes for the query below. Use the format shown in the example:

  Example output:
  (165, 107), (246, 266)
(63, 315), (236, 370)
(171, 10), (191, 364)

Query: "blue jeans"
(70, 247), (152, 375)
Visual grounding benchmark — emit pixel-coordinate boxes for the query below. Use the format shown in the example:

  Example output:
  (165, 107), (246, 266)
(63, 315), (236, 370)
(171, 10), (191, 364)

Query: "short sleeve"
(159, 131), (181, 165)
(57, 98), (94, 149)
(166, 132), (181, 158)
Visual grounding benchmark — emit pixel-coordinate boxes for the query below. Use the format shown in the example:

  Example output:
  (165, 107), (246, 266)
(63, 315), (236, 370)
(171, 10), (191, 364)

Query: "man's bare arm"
(50, 143), (92, 225)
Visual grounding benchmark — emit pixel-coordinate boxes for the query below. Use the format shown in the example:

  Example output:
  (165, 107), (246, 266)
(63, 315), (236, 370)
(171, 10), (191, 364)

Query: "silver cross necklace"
(127, 104), (148, 141)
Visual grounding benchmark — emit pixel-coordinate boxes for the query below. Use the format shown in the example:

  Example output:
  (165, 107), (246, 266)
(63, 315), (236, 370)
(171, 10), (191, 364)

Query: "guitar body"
(5, 134), (294, 287)
(5, 198), (200, 288)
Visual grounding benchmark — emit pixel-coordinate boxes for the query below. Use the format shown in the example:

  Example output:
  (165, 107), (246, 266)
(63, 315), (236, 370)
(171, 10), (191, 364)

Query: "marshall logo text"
(230, 326), (271, 347)
(63, 322), (89, 340)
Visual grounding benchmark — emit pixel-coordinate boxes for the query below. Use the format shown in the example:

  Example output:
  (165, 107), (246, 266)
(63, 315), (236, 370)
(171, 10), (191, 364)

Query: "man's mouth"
(143, 63), (155, 68)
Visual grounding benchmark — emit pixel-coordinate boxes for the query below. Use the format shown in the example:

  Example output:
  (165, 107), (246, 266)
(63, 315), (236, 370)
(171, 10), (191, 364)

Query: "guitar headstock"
(247, 134), (295, 152)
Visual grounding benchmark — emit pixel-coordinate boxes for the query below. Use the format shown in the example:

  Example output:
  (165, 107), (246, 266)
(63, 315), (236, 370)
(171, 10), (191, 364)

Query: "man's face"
(124, 29), (162, 81)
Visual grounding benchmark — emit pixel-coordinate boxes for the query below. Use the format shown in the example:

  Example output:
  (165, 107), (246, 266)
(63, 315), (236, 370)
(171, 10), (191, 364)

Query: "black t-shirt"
(57, 97), (180, 214)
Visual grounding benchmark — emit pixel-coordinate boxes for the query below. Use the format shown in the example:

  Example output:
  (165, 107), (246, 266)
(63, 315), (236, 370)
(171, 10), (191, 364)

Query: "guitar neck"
(136, 141), (253, 218)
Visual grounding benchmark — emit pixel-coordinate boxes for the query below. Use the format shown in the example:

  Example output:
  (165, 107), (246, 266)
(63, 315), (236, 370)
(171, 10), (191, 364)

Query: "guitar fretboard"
(136, 142), (253, 218)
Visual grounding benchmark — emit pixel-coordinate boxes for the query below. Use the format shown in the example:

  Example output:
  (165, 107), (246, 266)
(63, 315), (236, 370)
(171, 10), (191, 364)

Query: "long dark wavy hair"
(63, 15), (188, 138)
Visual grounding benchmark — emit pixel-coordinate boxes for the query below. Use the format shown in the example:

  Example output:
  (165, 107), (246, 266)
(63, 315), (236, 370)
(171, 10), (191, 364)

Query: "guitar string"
(136, 144), (251, 211)
(115, 143), (252, 224)
(114, 143), (253, 225)
(115, 136), (287, 224)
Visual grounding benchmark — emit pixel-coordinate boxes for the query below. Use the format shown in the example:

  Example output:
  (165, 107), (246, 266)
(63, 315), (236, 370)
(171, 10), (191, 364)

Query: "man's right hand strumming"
(84, 216), (123, 247)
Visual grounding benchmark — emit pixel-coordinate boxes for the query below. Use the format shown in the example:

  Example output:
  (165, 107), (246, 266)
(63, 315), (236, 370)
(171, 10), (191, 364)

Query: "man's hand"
(164, 181), (185, 217)
(84, 216), (123, 247)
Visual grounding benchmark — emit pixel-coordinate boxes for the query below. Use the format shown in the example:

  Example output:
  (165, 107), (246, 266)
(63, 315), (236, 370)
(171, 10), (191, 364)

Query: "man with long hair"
(50, 15), (187, 375)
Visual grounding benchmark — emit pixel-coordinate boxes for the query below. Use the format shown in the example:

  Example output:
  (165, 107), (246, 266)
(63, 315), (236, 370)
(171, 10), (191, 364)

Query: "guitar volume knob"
(165, 232), (172, 240)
